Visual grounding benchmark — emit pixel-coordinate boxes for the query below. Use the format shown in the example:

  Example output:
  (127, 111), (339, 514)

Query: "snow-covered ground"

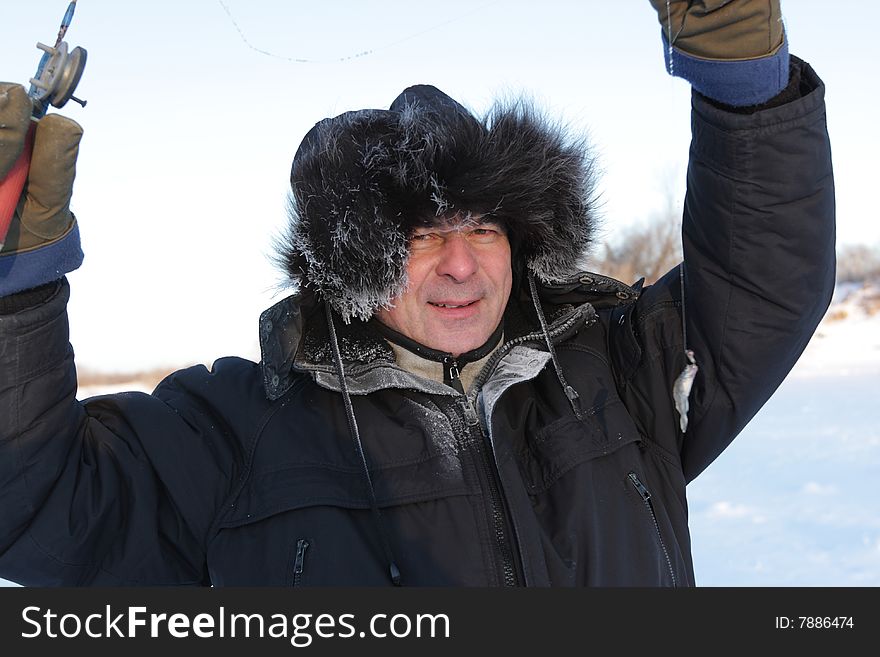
(688, 281), (880, 586)
(3, 283), (878, 587)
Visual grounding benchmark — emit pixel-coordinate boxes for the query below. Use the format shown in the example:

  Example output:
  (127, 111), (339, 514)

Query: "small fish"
(673, 349), (698, 433)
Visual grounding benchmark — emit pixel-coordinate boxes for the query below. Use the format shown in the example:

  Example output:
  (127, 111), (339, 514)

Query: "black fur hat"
(278, 84), (598, 322)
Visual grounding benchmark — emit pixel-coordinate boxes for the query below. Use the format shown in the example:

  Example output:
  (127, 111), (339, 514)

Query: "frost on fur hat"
(278, 84), (598, 322)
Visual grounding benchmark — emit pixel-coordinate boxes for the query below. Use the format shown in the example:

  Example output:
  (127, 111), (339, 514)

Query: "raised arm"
(616, 2), (835, 481)
(0, 84), (244, 585)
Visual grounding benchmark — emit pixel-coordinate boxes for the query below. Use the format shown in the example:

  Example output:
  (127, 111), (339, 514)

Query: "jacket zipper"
(443, 380), (519, 586)
(452, 305), (595, 587)
(460, 398), (520, 587)
(437, 362), (519, 586)
(442, 359), (519, 586)
(627, 472), (677, 587)
(292, 538), (309, 587)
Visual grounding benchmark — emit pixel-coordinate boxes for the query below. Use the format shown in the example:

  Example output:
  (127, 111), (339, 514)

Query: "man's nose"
(435, 234), (479, 282)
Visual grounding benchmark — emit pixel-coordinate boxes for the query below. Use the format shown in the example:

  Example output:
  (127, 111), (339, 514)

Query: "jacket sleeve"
(614, 56), (835, 483)
(0, 279), (244, 585)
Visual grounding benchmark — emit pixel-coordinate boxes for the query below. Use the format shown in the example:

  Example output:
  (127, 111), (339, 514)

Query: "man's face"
(375, 218), (512, 357)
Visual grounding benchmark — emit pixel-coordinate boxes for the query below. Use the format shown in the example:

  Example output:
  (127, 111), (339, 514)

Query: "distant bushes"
(836, 244), (880, 283)
(587, 215), (880, 289)
(586, 215), (682, 286)
(77, 367), (178, 391)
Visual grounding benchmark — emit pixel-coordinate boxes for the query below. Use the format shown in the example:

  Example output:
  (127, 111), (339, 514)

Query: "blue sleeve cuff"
(0, 222), (84, 296)
(662, 33), (790, 107)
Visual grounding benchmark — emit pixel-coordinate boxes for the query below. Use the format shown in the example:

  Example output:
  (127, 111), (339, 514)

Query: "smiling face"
(374, 217), (512, 357)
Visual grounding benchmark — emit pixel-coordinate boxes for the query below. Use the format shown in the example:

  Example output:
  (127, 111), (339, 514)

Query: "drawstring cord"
(325, 303), (402, 586)
(528, 274), (583, 421)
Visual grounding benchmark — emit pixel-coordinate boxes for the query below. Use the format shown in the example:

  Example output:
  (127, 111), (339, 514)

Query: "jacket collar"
(258, 272), (641, 401)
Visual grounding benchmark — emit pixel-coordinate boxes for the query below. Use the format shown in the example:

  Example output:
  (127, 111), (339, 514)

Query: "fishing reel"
(0, 1), (87, 247)
(28, 40), (88, 117)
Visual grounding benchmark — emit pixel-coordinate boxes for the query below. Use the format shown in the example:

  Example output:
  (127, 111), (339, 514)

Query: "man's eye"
(468, 228), (500, 243)
(410, 232), (440, 249)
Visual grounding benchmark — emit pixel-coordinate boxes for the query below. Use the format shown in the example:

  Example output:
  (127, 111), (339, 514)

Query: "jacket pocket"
(210, 455), (486, 586)
(518, 398), (642, 495)
(626, 471), (677, 587)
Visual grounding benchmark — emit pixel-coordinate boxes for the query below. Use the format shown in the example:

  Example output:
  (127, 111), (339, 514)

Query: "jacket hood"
(277, 84), (599, 322)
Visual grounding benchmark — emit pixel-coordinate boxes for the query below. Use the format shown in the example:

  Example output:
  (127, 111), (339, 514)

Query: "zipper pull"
(442, 356), (465, 394)
(461, 394), (480, 427)
(443, 356), (479, 425)
(628, 472), (651, 503)
(293, 538), (309, 586)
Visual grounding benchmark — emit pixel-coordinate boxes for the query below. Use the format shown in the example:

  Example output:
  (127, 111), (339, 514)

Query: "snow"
(2, 283), (878, 587)
(688, 281), (880, 586)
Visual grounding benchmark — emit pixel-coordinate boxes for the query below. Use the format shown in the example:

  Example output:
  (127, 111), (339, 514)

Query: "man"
(0, 1), (834, 586)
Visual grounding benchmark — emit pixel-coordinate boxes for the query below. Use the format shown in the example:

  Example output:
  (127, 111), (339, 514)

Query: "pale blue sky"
(3, 1), (877, 371)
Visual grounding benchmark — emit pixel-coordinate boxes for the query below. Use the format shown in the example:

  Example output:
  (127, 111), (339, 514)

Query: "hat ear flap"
(285, 110), (412, 322)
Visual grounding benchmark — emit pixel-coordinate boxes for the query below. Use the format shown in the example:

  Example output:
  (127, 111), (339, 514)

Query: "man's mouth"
(428, 300), (478, 309)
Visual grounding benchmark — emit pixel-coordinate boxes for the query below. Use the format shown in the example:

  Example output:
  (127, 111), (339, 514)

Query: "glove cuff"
(0, 220), (83, 296)
(662, 32), (790, 107)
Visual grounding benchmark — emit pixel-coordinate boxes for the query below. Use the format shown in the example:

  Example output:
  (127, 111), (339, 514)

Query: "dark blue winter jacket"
(0, 58), (834, 586)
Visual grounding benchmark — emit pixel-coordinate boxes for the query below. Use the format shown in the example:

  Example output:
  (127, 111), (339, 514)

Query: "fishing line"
(218, 0), (502, 63)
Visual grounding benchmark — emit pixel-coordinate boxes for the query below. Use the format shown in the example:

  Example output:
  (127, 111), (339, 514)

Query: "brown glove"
(0, 82), (84, 297)
(647, 0), (789, 106)
(649, 0), (784, 61)
(0, 82), (83, 254)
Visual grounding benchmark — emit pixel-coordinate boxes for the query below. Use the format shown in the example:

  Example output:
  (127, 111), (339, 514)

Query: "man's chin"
(423, 329), (493, 357)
